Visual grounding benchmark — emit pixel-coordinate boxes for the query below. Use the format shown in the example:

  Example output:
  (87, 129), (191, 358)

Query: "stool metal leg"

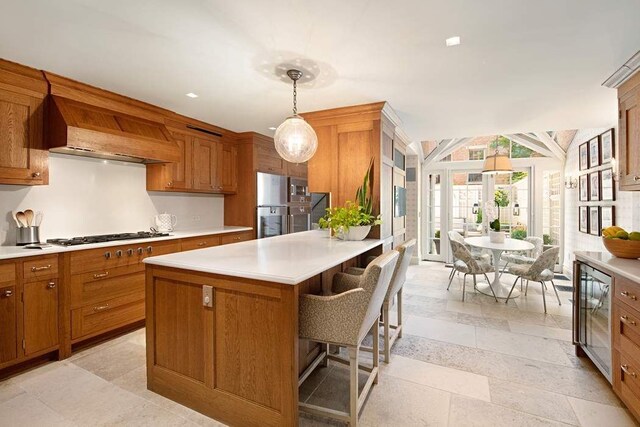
(505, 276), (520, 304)
(551, 280), (562, 305)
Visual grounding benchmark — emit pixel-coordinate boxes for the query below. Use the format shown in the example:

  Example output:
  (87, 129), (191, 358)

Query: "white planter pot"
(489, 230), (505, 243)
(338, 225), (372, 241)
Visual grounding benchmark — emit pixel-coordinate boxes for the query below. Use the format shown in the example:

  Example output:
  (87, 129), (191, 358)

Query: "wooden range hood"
(48, 95), (181, 164)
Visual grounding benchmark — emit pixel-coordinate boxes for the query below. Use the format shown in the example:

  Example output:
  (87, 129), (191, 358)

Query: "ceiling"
(1, 0), (639, 144)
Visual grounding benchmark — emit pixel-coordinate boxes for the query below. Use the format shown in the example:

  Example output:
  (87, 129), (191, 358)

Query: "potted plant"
(484, 202), (504, 243)
(434, 230), (441, 254)
(318, 159), (381, 240)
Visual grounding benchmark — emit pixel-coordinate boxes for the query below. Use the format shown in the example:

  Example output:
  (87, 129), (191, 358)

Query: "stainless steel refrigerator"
(257, 172), (288, 239)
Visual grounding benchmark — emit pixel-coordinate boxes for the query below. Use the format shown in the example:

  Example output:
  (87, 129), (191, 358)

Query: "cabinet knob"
(137, 247), (144, 255)
(127, 248), (134, 256)
(2, 289), (12, 297)
(634, 176), (640, 182)
(115, 250), (123, 257)
(168, 181), (173, 187)
(104, 251), (111, 259)
(31, 172), (41, 178)
(46, 281), (56, 289)
(147, 246), (153, 254)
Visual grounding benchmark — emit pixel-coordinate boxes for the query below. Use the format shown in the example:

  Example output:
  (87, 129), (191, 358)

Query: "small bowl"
(603, 237), (640, 259)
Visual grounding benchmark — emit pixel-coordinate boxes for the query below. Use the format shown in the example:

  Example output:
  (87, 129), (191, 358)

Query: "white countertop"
(0, 226), (252, 261)
(143, 230), (384, 285)
(575, 251), (640, 283)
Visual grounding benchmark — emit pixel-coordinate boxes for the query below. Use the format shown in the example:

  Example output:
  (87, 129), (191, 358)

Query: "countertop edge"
(575, 251), (640, 283)
(0, 226), (253, 261)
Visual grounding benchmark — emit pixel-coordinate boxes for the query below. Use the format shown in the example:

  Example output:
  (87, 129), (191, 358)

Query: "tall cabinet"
(619, 70), (640, 191)
(302, 102), (409, 247)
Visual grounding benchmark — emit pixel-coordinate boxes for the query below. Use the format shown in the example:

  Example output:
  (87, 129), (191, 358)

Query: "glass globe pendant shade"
(274, 115), (318, 163)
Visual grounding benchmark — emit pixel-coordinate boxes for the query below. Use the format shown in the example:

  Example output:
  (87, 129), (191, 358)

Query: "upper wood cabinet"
(0, 59), (48, 185)
(619, 71), (640, 191)
(147, 117), (238, 194)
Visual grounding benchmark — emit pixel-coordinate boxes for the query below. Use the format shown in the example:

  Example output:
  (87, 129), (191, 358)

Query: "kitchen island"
(143, 230), (384, 427)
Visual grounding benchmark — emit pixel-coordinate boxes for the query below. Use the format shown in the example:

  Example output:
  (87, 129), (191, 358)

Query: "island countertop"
(143, 229), (383, 284)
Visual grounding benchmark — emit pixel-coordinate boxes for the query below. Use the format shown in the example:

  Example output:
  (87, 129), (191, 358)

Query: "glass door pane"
(494, 170), (530, 239)
(423, 172), (443, 261)
(450, 172), (484, 239)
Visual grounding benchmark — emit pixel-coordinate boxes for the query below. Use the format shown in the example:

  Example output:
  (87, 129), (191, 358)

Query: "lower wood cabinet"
(0, 283), (18, 364)
(23, 279), (58, 355)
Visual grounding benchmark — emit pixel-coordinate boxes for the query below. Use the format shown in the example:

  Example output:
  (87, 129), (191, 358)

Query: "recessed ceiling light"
(445, 36), (461, 47)
(268, 127), (277, 131)
(185, 92), (198, 98)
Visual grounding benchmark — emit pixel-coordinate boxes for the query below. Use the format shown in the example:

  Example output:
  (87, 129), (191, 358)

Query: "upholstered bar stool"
(343, 239), (416, 363)
(298, 250), (399, 426)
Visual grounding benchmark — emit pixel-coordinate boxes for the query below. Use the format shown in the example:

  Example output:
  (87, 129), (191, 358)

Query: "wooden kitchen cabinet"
(619, 70), (640, 191)
(193, 137), (217, 191)
(0, 59), (49, 185)
(23, 280), (59, 355)
(217, 142), (238, 193)
(0, 283), (18, 364)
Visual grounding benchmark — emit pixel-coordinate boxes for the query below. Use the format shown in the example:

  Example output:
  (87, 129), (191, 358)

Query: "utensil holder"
(17, 226), (40, 246)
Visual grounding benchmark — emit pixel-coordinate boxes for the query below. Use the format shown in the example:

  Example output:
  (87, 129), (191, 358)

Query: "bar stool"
(343, 239), (416, 363)
(298, 250), (399, 426)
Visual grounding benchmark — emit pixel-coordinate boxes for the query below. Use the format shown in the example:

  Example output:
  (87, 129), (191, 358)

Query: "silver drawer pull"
(621, 291), (637, 300)
(634, 176), (640, 182)
(46, 281), (56, 289)
(621, 315), (637, 326)
(93, 304), (110, 312)
(622, 364), (637, 378)
(31, 264), (52, 272)
(2, 289), (12, 297)
(93, 272), (109, 279)
(197, 242), (207, 247)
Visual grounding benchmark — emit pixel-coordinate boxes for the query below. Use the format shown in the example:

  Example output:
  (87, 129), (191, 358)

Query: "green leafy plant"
(511, 229), (527, 240)
(434, 230), (440, 239)
(543, 234), (553, 245)
(494, 189), (510, 207)
(475, 208), (483, 224)
(355, 158), (374, 216)
(490, 219), (501, 232)
(318, 201), (381, 233)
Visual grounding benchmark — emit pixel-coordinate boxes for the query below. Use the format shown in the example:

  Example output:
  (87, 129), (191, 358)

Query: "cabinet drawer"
(619, 352), (640, 399)
(70, 241), (180, 274)
(0, 263), (16, 284)
(70, 266), (145, 309)
(617, 304), (640, 351)
(220, 231), (253, 245)
(181, 235), (221, 251)
(616, 277), (640, 313)
(23, 255), (58, 282)
(71, 293), (145, 340)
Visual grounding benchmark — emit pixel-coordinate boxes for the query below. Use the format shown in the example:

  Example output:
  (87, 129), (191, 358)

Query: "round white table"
(464, 236), (534, 299)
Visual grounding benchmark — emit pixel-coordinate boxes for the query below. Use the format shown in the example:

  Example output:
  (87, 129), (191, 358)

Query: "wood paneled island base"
(144, 231), (383, 426)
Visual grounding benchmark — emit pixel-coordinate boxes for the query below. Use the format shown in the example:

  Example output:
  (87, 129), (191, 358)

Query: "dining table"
(464, 235), (534, 299)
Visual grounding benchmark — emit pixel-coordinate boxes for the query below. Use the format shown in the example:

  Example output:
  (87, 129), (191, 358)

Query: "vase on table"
(489, 230), (505, 243)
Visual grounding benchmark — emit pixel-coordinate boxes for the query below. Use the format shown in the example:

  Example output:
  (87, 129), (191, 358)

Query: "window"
(466, 173), (483, 184)
(468, 148), (485, 160)
(542, 171), (561, 246)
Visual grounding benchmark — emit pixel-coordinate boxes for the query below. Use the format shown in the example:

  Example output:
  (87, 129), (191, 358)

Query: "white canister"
(154, 213), (177, 232)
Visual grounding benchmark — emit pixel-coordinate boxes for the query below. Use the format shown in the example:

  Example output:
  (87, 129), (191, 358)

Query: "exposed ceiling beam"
(504, 134), (555, 158)
(423, 138), (456, 166)
(533, 131), (566, 161)
(408, 141), (424, 159)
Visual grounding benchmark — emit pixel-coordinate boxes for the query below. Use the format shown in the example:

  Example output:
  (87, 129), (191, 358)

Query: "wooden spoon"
(16, 211), (28, 228)
(24, 209), (34, 227)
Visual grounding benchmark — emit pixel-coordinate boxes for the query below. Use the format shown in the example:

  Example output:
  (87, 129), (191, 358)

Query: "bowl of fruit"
(602, 227), (640, 259)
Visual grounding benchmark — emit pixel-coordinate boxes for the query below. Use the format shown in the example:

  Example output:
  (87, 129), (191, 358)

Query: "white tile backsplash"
(0, 153), (223, 245)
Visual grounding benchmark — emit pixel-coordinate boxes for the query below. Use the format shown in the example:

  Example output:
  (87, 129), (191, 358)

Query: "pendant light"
(482, 138), (513, 174)
(274, 69), (318, 163)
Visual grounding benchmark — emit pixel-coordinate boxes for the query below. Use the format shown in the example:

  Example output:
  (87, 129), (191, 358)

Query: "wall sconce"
(513, 203), (520, 216)
(472, 203), (479, 214)
(564, 175), (578, 189)
(611, 157), (619, 181)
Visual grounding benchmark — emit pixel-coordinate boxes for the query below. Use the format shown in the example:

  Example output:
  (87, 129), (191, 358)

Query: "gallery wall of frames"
(578, 128), (616, 235)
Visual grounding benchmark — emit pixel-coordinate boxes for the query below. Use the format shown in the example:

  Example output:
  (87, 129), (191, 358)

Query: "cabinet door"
(0, 284), (18, 364)
(23, 280), (59, 355)
(0, 88), (47, 185)
(620, 91), (640, 190)
(168, 131), (193, 190)
(217, 143), (237, 193)
(287, 161), (308, 178)
(192, 137), (217, 191)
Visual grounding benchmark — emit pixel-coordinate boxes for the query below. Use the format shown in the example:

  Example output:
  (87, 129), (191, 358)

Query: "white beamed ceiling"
(2, 0), (639, 142)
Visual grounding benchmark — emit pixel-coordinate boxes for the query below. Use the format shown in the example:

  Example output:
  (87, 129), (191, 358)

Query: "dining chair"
(447, 230), (490, 282)
(504, 246), (561, 313)
(500, 236), (543, 278)
(298, 250), (399, 426)
(447, 240), (497, 302)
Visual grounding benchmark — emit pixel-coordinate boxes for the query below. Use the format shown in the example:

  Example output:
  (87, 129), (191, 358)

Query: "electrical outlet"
(192, 215), (201, 222)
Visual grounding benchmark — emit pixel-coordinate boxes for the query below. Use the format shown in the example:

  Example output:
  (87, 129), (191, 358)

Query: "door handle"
(93, 272), (109, 279)
(621, 291), (637, 300)
(621, 315), (637, 326)
(622, 364), (637, 378)
(46, 281), (56, 289)
(31, 264), (52, 272)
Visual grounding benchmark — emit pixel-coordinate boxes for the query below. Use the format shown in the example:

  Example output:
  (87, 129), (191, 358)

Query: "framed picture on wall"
(601, 206), (615, 229)
(579, 174), (589, 201)
(579, 206), (589, 233)
(601, 129), (615, 165)
(589, 137), (600, 168)
(589, 171), (601, 201)
(589, 206), (601, 236)
(579, 143), (589, 171)
(601, 168), (615, 201)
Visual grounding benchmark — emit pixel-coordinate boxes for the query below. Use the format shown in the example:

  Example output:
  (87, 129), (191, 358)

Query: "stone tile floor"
(0, 262), (637, 426)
